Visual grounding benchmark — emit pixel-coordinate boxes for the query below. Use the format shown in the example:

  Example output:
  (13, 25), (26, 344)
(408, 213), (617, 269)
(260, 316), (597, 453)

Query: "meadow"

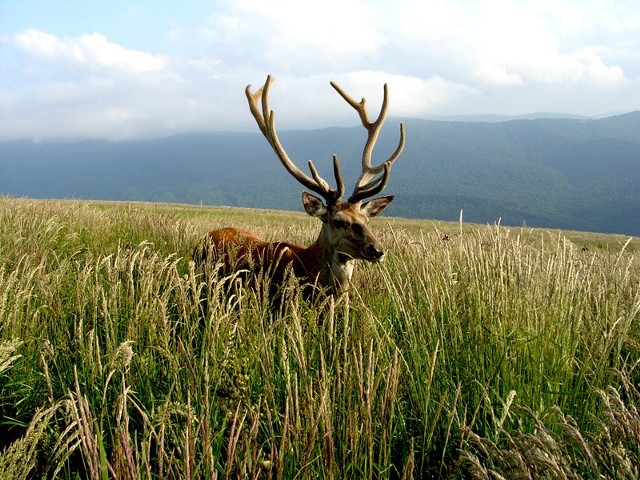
(0, 197), (638, 478)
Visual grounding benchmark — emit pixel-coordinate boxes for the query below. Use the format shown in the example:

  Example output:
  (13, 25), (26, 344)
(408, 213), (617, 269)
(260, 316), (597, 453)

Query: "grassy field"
(1, 197), (638, 479)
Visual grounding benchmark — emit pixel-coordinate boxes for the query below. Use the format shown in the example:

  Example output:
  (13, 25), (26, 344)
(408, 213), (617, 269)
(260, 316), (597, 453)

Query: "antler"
(246, 75), (345, 205)
(330, 82), (405, 204)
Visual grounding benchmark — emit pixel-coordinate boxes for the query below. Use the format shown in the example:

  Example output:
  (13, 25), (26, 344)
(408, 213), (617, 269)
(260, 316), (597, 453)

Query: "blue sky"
(1, 0), (639, 140)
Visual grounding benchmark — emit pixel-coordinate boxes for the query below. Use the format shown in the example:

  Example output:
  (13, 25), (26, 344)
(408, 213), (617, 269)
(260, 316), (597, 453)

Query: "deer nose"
(366, 244), (385, 260)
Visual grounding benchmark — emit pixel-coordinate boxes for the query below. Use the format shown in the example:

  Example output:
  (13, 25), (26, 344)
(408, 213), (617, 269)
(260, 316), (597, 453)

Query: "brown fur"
(195, 226), (334, 298)
(194, 196), (392, 299)
(199, 228), (317, 282)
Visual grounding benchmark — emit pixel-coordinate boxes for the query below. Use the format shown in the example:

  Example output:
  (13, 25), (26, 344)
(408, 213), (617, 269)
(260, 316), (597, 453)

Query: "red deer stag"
(195, 75), (405, 298)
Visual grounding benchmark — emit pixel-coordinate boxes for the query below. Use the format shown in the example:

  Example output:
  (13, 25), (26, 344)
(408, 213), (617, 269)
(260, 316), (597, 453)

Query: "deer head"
(245, 75), (405, 268)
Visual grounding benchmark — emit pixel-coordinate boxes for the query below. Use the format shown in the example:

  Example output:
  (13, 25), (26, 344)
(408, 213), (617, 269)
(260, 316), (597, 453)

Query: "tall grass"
(0, 197), (638, 478)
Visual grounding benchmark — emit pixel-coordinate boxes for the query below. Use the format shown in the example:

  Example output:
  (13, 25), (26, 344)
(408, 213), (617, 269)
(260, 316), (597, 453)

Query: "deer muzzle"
(364, 243), (385, 262)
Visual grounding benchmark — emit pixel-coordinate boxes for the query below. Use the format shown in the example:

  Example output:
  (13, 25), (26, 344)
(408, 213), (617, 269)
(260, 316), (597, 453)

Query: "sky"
(1, 0), (639, 141)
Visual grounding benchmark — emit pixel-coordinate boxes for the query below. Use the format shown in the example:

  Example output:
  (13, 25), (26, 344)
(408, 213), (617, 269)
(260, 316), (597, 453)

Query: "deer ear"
(361, 195), (394, 218)
(302, 191), (327, 218)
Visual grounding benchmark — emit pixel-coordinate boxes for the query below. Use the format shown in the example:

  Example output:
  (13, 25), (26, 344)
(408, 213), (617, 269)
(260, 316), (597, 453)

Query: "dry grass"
(0, 197), (638, 478)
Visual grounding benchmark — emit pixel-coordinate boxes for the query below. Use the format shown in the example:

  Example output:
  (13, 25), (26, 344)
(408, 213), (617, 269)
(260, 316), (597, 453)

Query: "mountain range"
(1, 111), (639, 235)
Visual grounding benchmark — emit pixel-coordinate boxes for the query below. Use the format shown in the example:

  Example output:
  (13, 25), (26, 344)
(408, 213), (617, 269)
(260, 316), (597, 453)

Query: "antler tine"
(348, 122), (405, 203)
(246, 75), (343, 204)
(330, 81), (405, 204)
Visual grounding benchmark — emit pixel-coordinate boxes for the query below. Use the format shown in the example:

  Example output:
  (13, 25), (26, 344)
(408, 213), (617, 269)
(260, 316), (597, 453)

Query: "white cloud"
(308, 71), (478, 118)
(1, 1), (639, 140)
(389, 0), (628, 88)
(250, 0), (380, 56)
(14, 29), (168, 75)
(199, 0), (383, 73)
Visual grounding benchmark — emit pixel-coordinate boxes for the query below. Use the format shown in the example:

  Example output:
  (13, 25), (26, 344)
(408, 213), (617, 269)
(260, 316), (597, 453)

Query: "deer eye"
(333, 218), (346, 229)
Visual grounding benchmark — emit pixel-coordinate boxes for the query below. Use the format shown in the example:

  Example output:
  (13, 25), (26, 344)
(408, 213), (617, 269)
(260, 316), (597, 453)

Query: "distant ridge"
(420, 112), (592, 123)
(1, 111), (639, 236)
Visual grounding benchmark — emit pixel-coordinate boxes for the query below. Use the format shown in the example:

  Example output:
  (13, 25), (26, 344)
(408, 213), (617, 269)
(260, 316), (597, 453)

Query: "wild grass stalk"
(0, 197), (638, 478)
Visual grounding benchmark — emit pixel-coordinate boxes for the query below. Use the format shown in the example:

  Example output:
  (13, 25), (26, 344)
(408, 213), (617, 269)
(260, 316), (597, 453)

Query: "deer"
(194, 75), (405, 300)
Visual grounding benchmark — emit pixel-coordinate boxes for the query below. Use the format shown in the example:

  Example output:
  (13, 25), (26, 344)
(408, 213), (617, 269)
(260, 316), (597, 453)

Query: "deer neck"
(305, 225), (354, 294)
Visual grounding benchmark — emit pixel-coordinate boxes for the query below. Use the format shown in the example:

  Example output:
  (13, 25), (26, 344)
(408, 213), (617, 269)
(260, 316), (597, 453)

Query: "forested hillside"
(1, 112), (639, 235)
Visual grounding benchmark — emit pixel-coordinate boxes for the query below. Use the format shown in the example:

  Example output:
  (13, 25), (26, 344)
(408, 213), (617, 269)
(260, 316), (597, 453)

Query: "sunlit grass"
(0, 197), (638, 478)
